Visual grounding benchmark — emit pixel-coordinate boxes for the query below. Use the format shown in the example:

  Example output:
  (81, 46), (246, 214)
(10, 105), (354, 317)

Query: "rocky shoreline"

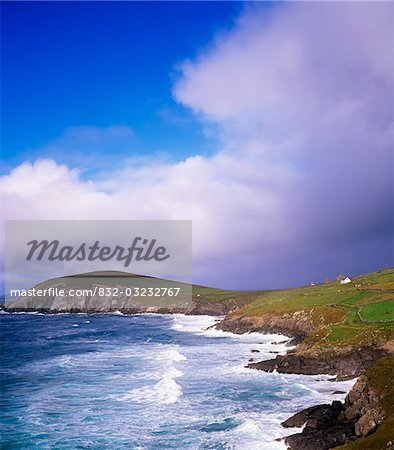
(3, 296), (393, 450)
(279, 357), (394, 450)
(216, 313), (393, 450)
(246, 346), (389, 381)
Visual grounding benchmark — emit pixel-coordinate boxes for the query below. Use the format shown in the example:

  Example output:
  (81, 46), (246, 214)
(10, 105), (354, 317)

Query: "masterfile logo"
(25, 237), (171, 267)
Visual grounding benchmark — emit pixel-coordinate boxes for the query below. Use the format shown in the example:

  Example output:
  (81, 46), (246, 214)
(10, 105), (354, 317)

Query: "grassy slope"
(194, 267), (394, 347)
(192, 285), (268, 301)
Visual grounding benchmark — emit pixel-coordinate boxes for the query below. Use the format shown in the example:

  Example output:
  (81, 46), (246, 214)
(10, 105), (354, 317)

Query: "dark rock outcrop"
(282, 402), (344, 428)
(215, 312), (311, 344)
(247, 346), (389, 380)
(283, 401), (356, 450)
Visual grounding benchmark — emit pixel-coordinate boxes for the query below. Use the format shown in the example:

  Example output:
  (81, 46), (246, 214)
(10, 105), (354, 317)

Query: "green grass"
(192, 285), (267, 302)
(358, 299), (394, 323)
(325, 325), (364, 342)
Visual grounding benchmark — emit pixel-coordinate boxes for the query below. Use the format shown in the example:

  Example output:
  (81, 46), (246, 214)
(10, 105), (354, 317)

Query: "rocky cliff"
(215, 311), (314, 344)
(282, 356), (394, 450)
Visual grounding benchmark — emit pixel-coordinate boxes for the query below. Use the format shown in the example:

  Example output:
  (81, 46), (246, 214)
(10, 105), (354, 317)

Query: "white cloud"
(2, 151), (293, 266)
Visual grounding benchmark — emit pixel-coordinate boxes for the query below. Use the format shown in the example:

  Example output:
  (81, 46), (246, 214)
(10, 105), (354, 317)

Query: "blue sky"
(1, 1), (249, 171)
(1, 2), (393, 289)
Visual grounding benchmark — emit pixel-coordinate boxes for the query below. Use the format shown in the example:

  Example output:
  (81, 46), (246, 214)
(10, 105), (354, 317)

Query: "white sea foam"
(113, 367), (184, 405)
(171, 314), (219, 333)
(236, 418), (261, 433)
(116, 375), (183, 405)
(112, 345), (186, 405)
(295, 376), (357, 402)
(156, 348), (187, 362)
(171, 314), (291, 345)
(164, 367), (184, 378)
(231, 416), (288, 450)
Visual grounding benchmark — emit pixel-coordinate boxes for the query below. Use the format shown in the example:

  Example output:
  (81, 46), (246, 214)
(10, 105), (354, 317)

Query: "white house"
(340, 277), (351, 284)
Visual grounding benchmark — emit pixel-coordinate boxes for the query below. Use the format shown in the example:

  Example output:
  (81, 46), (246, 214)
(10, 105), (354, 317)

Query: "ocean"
(0, 313), (355, 449)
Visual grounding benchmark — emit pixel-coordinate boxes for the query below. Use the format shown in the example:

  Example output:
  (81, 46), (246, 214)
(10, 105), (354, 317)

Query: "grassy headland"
(194, 267), (394, 348)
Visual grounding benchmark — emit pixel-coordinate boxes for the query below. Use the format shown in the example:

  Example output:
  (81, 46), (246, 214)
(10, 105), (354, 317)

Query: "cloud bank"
(2, 2), (393, 288)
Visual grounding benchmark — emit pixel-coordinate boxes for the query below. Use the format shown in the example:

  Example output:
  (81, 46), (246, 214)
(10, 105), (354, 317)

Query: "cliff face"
(282, 356), (394, 450)
(4, 296), (250, 317)
(282, 401), (355, 450)
(215, 312), (314, 343)
(344, 375), (386, 438)
(188, 297), (253, 315)
(216, 310), (392, 379)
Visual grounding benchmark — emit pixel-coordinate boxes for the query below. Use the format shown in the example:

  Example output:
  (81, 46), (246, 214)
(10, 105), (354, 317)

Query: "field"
(358, 299), (394, 322)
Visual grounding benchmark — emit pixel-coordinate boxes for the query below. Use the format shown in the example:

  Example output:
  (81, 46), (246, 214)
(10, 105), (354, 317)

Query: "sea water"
(0, 313), (356, 449)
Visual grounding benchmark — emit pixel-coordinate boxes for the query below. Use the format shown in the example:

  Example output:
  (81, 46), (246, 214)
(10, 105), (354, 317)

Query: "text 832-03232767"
(9, 286), (182, 299)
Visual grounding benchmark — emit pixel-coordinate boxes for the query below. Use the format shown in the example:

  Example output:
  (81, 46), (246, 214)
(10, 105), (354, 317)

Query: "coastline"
(167, 313), (361, 449)
(2, 310), (361, 449)
(3, 278), (393, 450)
(215, 313), (393, 450)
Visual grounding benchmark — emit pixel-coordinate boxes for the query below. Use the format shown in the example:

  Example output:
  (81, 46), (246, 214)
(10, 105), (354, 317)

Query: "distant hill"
(4, 271), (193, 313)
